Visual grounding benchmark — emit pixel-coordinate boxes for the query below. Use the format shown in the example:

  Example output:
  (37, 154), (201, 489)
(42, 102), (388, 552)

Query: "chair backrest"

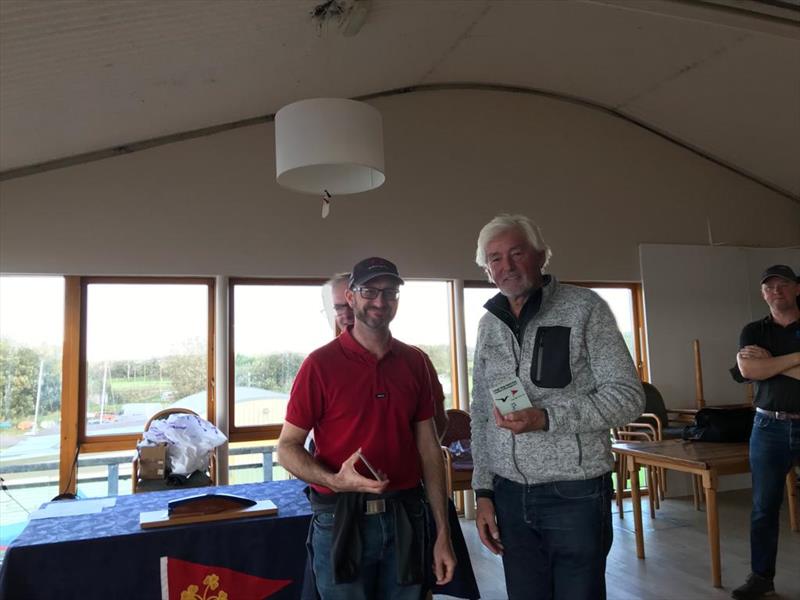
(641, 383), (669, 429)
(441, 409), (471, 448)
(614, 429), (654, 442)
(144, 407), (198, 431)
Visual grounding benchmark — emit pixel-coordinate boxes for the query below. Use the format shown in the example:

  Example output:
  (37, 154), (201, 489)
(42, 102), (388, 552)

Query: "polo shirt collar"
(338, 326), (396, 361)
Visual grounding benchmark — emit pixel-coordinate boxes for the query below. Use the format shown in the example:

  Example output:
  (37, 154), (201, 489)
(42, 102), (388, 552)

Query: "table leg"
(786, 469), (798, 533)
(616, 456), (625, 518)
(628, 455), (645, 559)
(702, 471), (722, 588)
(464, 490), (476, 520)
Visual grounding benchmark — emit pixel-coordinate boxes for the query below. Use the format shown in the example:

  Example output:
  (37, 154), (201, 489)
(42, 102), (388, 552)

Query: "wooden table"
(612, 439), (798, 588)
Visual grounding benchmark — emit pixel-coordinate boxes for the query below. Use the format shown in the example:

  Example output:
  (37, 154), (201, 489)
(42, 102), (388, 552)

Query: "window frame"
(445, 280), (460, 409)
(65, 277), (216, 454)
(227, 277), (462, 437)
(227, 277), (327, 443)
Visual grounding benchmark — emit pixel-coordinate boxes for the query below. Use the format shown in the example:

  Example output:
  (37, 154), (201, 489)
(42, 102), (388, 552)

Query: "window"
(81, 280), (214, 441)
(229, 278), (458, 441)
(0, 276), (64, 551)
(391, 280), (455, 409)
(229, 280), (330, 440)
(591, 288), (635, 359)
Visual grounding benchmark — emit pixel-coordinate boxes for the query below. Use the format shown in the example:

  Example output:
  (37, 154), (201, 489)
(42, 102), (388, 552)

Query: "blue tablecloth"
(0, 480), (479, 599)
(0, 479), (311, 600)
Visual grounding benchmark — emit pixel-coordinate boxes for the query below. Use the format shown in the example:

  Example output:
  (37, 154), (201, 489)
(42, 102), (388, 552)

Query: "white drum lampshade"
(275, 98), (385, 195)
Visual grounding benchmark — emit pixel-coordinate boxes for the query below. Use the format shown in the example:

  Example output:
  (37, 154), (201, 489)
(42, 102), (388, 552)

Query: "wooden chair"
(132, 407), (217, 493)
(621, 417), (665, 501)
(640, 381), (704, 503)
(612, 426), (661, 519)
(441, 409), (473, 512)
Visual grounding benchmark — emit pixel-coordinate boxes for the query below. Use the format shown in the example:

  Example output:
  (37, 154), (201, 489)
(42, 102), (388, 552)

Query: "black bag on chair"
(682, 407), (754, 443)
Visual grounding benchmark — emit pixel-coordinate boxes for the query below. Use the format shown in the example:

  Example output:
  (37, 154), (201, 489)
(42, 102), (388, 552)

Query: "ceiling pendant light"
(275, 98), (385, 218)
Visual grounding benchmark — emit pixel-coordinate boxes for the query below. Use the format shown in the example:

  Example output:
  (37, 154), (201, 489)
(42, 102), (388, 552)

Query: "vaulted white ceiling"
(1, 0), (798, 198)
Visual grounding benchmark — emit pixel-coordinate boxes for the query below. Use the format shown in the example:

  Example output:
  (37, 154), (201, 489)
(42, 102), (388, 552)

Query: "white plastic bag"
(143, 413), (227, 475)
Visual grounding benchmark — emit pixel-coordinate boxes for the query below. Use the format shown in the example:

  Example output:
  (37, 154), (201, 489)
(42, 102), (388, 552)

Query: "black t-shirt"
(739, 316), (800, 412)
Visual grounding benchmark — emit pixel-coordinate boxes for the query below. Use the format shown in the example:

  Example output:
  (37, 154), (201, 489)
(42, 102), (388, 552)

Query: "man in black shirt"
(731, 265), (800, 600)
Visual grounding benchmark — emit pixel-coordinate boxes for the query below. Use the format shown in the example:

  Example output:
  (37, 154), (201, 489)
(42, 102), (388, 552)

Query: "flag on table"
(161, 556), (291, 600)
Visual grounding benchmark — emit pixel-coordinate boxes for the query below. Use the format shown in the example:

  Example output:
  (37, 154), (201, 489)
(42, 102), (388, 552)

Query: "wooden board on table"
(140, 499), (277, 529)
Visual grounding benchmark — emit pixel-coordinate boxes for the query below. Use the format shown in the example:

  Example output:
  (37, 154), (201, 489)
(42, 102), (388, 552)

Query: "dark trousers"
(749, 412), (800, 579)
(493, 473), (613, 600)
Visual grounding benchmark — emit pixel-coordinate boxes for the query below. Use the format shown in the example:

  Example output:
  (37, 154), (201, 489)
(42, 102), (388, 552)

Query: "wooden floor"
(439, 489), (800, 600)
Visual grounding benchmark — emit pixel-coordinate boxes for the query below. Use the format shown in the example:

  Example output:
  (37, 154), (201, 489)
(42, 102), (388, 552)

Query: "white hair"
(475, 214), (552, 270)
(321, 272), (351, 331)
(325, 272), (350, 288)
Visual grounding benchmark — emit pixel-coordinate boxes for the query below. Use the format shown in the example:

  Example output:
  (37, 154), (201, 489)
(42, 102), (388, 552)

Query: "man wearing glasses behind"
(325, 271), (448, 439)
(279, 257), (455, 600)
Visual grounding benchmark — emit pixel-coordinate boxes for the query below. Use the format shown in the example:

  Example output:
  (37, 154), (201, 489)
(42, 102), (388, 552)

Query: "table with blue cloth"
(0, 479), (479, 599)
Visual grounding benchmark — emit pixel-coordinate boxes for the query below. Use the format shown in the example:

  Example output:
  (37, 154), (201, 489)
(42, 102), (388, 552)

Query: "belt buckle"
(365, 499), (386, 515)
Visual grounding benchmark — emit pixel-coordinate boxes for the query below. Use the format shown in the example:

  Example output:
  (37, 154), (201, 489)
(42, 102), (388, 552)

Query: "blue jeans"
(311, 510), (423, 600)
(749, 413), (800, 579)
(494, 473), (613, 600)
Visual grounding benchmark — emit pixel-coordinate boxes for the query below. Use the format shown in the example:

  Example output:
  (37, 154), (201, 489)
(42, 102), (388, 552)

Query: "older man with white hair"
(470, 214), (644, 600)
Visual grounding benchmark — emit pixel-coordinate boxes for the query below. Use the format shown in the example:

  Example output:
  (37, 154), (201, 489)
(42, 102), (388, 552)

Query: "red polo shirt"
(286, 328), (434, 494)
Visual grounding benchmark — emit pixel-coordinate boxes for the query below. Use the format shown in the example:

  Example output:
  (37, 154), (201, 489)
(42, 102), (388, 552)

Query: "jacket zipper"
(576, 434), (583, 466)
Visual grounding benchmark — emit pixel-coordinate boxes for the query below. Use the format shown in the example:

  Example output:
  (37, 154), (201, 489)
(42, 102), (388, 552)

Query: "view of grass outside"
(232, 284), (332, 428)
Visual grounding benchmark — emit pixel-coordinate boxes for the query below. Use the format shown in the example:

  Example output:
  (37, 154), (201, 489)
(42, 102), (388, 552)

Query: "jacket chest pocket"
(530, 326), (572, 388)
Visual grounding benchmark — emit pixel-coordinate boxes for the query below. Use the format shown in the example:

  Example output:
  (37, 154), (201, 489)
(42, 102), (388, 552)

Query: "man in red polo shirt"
(278, 257), (455, 600)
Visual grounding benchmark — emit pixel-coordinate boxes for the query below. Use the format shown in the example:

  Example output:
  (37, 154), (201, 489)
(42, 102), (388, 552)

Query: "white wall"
(2, 89), (798, 279)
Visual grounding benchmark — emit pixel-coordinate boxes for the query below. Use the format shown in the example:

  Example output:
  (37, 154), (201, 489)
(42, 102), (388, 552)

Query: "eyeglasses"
(353, 287), (400, 301)
(333, 303), (352, 314)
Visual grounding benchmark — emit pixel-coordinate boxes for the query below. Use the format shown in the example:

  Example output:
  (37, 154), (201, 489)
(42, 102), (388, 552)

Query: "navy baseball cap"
(760, 265), (798, 284)
(348, 257), (404, 288)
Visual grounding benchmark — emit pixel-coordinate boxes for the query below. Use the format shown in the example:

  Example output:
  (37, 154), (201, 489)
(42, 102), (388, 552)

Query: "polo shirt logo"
(375, 392), (387, 399)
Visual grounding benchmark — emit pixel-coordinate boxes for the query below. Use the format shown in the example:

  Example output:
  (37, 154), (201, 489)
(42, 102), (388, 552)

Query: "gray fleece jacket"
(470, 276), (645, 490)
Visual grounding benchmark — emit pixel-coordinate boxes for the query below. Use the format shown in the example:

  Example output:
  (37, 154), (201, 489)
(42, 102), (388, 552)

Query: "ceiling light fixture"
(274, 98), (385, 218)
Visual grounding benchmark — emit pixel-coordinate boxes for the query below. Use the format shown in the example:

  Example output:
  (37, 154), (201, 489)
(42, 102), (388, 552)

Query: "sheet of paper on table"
(30, 497), (117, 520)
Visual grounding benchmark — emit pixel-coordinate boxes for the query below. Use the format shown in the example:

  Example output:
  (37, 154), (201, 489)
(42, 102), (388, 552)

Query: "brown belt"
(756, 407), (800, 420)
